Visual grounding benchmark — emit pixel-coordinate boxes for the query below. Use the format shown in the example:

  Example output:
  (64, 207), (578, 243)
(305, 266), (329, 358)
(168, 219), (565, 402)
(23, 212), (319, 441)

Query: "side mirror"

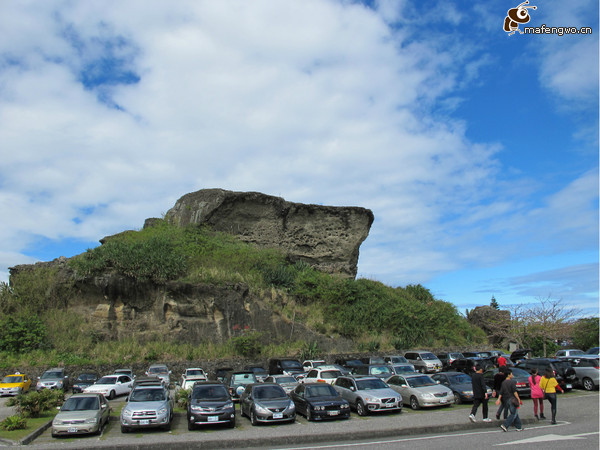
(101, 404), (107, 409)
(350, 386), (355, 391)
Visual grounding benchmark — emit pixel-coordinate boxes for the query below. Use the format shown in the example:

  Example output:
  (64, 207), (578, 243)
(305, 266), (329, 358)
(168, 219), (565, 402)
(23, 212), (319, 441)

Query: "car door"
(387, 375), (408, 401)
(117, 376), (132, 396)
(291, 384), (307, 415)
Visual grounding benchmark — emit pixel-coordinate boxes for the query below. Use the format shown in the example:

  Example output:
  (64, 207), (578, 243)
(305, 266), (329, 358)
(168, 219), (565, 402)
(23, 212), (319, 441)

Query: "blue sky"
(0, 0), (598, 317)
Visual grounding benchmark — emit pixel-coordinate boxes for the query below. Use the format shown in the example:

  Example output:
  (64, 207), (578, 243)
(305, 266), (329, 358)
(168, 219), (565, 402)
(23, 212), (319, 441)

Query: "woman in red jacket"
(528, 368), (545, 420)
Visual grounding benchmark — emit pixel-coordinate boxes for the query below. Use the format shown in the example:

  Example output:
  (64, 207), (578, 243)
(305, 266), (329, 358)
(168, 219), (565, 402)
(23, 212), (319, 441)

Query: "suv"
(145, 364), (171, 387)
(404, 351), (443, 374)
(333, 376), (402, 416)
(36, 368), (69, 391)
(516, 358), (578, 391)
(564, 357), (599, 391)
(120, 384), (173, 432)
(436, 352), (464, 368)
(555, 349), (586, 359)
(352, 364), (394, 379)
(302, 366), (343, 385)
(268, 358), (304, 376)
(223, 371), (258, 400)
(187, 381), (235, 429)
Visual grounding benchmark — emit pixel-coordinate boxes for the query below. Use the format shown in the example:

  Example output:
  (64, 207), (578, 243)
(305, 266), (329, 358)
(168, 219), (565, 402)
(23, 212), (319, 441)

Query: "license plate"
(566, 384), (572, 389)
(67, 428), (78, 433)
(207, 416), (218, 422)
(328, 410), (339, 415)
(273, 412), (283, 419)
(383, 403), (394, 408)
(440, 399), (447, 404)
(138, 419), (150, 425)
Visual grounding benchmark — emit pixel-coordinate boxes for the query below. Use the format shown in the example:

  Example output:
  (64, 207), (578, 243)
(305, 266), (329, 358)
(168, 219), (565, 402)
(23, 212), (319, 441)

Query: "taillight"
(317, 379), (326, 383)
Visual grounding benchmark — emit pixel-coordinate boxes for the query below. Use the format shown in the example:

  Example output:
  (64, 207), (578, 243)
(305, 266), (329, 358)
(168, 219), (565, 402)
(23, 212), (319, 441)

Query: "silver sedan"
(386, 373), (454, 410)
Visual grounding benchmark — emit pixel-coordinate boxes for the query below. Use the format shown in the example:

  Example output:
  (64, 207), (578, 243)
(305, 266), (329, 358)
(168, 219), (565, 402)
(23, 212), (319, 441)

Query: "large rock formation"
(160, 189), (374, 278)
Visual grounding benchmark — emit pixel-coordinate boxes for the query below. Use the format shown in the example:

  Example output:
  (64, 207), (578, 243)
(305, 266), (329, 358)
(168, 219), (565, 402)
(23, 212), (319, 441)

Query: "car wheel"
(410, 396), (420, 410)
(163, 421), (171, 431)
(108, 390), (116, 400)
(120, 425), (129, 433)
(454, 392), (462, 404)
(228, 417), (236, 428)
(250, 409), (259, 426)
(583, 377), (595, 391)
(356, 400), (367, 416)
(188, 420), (195, 431)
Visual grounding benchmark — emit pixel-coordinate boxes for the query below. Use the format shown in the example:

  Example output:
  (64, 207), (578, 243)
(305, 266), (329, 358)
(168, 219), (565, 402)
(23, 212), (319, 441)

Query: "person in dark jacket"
(469, 364), (491, 422)
(496, 369), (523, 431)
(493, 365), (509, 420)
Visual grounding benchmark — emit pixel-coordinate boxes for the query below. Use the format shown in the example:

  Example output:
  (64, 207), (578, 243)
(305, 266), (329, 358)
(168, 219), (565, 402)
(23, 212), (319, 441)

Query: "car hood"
(55, 410), (99, 421)
(307, 396), (344, 405)
(255, 398), (291, 409)
(0, 383), (25, 388)
(360, 388), (400, 399)
(124, 401), (168, 411)
(191, 399), (231, 408)
(451, 382), (473, 391)
(412, 386), (451, 396)
(84, 385), (115, 392)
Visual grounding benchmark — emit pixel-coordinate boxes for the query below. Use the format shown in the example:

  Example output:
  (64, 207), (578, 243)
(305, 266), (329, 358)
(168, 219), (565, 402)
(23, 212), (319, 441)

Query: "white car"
(302, 366), (343, 385)
(84, 374), (133, 400)
(179, 368), (208, 390)
(302, 360), (326, 371)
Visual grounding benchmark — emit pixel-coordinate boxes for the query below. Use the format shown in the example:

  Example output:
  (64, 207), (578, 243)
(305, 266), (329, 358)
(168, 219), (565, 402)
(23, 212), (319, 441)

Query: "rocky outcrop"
(160, 189), (374, 278)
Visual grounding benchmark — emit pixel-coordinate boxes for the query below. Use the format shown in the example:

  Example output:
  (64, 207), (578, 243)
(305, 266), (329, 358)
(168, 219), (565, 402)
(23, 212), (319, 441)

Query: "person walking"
(540, 367), (563, 424)
(493, 365), (509, 420)
(469, 364), (491, 422)
(495, 369), (523, 432)
(529, 368), (545, 420)
(497, 354), (507, 367)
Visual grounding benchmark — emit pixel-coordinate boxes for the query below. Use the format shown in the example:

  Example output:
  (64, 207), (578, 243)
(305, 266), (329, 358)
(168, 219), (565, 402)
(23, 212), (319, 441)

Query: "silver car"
(332, 376), (402, 416)
(145, 364), (171, 387)
(264, 375), (299, 394)
(240, 383), (296, 425)
(51, 393), (110, 437)
(37, 368), (69, 391)
(565, 356), (599, 391)
(120, 385), (174, 432)
(386, 373), (454, 410)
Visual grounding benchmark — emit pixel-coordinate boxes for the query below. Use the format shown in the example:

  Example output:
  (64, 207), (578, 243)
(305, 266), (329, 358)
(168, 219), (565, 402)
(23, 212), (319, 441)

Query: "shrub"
(230, 332), (263, 357)
(175, 388), (190, 410)
(298, 341), (321, 361)
(10, 389), (64, 418)
(0, 415), (27, 431)
(0, 316), (47, 353)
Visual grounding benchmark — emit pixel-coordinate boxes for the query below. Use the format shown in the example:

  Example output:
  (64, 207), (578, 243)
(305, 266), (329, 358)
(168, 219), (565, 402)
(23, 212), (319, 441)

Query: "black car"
(516, 358), (577, 392)
(240, 383), (296, 425)
(431, 371), (483, 404)
(290, 383), (350, 421)
(245, 366), (269, 383)
(268, 359), (304, 377)
(510, 349), (532, 364)
(449, 358), (491, 375)
(187, 382), (235, 429)
(482, 367), (531, 397)
(71, 373), (99, 393)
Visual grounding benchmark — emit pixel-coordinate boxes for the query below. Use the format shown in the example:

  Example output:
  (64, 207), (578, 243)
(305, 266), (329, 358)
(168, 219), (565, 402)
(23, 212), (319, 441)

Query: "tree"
(524, 296), (579, 356)
(570, 317), (599, 350)
(490, 295), (499, 310)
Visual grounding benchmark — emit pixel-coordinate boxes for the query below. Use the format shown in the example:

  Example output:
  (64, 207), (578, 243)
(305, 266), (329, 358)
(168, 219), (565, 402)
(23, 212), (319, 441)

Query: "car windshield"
(77, 374), (97, 381)
(392, 356), (408, 363)
(232, 373), (256, 383)
(281, 361), (302, 369)
(148, 367), (168, 374)
(2, 376), (23, 383)
(193, 385), (229, 400)
(96, 377), (118, 385)
(275, 376), (296, 384)
(421, 353), (437, 361)
(41, 371), (62, 379)
(369, 357), (386, 364)
(186, 369), (205, 376)
(356, 379), (387, 390)
(393, 365), (414, 373)
(130, 388), (165, 402)
(61, 396), (100, 411)
(254, 385), (286, 399)
(448, 374), (472, 384)
(408, 376), (436, 387)
(370, 366), (392, 375)
(306, 385), (338, 398)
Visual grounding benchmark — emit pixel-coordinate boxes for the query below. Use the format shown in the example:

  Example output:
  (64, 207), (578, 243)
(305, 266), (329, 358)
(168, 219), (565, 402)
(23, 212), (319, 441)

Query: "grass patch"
(0, 410), (57, 441)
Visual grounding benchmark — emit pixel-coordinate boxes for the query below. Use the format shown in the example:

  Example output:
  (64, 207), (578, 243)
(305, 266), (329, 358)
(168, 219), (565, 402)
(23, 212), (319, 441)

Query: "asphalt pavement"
(5, 390), (597, 449)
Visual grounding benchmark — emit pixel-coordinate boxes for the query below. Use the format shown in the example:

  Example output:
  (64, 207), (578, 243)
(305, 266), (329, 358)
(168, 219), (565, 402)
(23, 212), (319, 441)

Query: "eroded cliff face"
(161, 189), (374, 278)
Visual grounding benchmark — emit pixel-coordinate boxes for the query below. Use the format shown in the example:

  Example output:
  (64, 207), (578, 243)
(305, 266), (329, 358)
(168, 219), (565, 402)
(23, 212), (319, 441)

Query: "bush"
(230, 332), (263, 357)
(0, 316), (47, 353)
(10, 389), (64, 418)
(0, 415), (27, 431)
(175, 388), (190, 410)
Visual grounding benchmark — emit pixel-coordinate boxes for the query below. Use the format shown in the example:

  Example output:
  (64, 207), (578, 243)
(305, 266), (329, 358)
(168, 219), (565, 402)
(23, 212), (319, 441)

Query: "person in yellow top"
(539, 367), (563, 424)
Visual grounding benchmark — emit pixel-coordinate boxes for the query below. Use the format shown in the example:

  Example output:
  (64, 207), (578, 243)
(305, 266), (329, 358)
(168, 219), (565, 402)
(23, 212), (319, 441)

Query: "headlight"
(287, 401), (295, 412)
(190, 405), (202, 412)
(85, 417), (97, 424)
(224, 401), (234, 409)
(462, 391), (473, 396)
(122, 409), (133, 418)
(341, 403), (350, 409)
(422, 393), (434, 399)
(158, 407), (167, 415)
(254, 403), (270, 414)
(53, 419), (63, 426)
(363, 396), (374, 403)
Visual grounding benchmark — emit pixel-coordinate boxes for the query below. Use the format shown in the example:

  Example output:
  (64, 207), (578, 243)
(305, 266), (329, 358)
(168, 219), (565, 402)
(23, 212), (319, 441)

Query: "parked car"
(179, 368), (208, 390)
(223, 371), (258, 400)
(482, 367), (531, 398)
(36, 368), (69, 391)
(462, 351), (492, 359)
(132, 376), (163, 389)
(352, 364), (394, 379)
(214, 367), (234, 382)
(51, 393), (110, 437)
(510, 349), (532, 364)
(113, 368), (135, 379)
(263, 375), (299, 394)
(245, 366), (269, 383)
(384, 355), (411, 365)
(71, 373), (99, 394)
(333, 376), (402, 416)
(386, 373), (453, 410)
(239, 383), (296, 425)
(84, 374), (133, 400)
(403, 351), (443, 373)
(145, 364), (171, 387)
(555, 349), (586, 359)
(389, 364), (416, 375)
(302, 360), (326, 371)
(0, 372), (32, 396)
(436, 352), (464, 368)
(290, 382), (350, 421)
(585, 347), (599, 355)
(515, 358), (577, 392)
(120, 384), (173, 432)
(329, 364), (352, 376)
(359, 356), (386, 365)
(449, 357), (489, 375)
(187, 381), (236, 429)
(334, 359), (364, 371)
(431, 371), (491, 404)
(268, 358), (304, 376)
(563, 357), (599, 391)
(302, 366), (343, 385)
